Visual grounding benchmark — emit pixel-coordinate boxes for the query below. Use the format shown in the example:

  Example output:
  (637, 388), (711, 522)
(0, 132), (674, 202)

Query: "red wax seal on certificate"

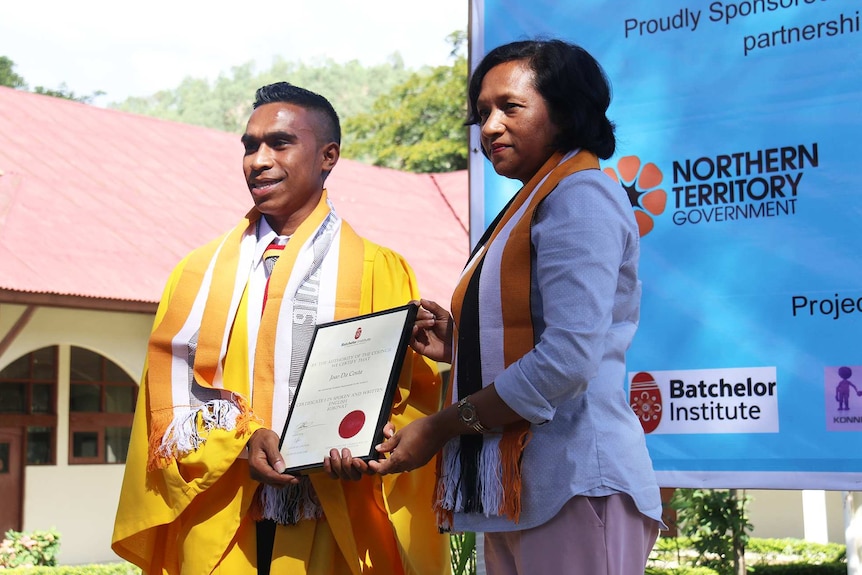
(629, 371), (662, 434)
(338, 410), (366, 438)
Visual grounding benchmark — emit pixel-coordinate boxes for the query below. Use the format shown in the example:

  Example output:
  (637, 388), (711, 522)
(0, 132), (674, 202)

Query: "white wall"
(745, 490), (846, 544)
(24, 465), (128, 565)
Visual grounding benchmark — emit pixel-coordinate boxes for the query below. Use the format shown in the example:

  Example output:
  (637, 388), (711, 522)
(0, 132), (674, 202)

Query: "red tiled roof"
(0, 87), (469, 310)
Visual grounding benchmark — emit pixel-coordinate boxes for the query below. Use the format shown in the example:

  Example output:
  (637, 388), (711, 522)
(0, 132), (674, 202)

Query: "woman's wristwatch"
(457, 396), (490, 433)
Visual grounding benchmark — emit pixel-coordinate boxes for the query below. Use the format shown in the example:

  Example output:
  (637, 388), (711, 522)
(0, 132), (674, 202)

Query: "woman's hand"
(246, 428), (300, 486)
(411, 299), (454, 364)
(367, 416), (450, 475)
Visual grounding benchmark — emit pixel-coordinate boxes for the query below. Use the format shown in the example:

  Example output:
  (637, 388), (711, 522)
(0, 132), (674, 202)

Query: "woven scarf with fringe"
(145, 191), (364, 525)
(437, 150), (599, 529)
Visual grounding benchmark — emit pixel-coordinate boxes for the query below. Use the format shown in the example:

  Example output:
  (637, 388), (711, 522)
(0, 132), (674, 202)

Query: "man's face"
(241, 102), (339, 235)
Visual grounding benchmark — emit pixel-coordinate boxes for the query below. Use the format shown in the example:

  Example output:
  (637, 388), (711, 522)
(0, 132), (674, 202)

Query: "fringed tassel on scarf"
(146, 397), (246, 472)
(498, 422), (532, 523)
(437, 432), (530, 526)
(434, 439), (461, 532)
(459, 435), (483, 513)
(147, 408), (176, 471)
(233, 394), (263, 436)
(253, 479), (324, 526)
(478, 435), (504, 514)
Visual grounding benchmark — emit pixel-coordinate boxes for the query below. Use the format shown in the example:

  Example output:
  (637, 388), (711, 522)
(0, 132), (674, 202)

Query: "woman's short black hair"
(467, 39), (616, 159)
(253, 81), (341, 146)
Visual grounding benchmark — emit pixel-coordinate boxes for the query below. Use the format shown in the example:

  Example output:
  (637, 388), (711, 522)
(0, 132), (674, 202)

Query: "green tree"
(31, 83), (104, 104)
(343, 31), (468, 173)
(113, 56), (412, 135)
(109, 30), (469, 172)
(0, 56), (26, 88)
(260, 53), (411, 120)
(672, 488), (753, 575)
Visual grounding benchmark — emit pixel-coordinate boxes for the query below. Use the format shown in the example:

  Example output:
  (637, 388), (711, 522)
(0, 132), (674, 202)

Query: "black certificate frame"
(278, 302), (419, 475)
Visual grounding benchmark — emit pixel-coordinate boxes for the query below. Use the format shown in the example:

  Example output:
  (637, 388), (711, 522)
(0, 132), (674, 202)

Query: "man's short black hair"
(253, 82), (341, 146)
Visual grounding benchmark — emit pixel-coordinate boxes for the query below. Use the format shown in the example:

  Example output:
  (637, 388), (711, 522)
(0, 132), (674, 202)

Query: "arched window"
(68, 347), (136, 464)
(0, 346), (58, 465)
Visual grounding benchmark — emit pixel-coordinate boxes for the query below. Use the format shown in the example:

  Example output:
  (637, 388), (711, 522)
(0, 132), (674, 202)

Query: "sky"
(0, 0), (468, 107)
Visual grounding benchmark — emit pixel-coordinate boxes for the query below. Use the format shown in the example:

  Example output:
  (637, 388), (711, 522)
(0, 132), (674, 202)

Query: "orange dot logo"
(604, 156), (667, 237)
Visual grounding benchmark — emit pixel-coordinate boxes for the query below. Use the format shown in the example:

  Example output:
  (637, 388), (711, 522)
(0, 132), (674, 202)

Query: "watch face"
(459, 402), (477, 423)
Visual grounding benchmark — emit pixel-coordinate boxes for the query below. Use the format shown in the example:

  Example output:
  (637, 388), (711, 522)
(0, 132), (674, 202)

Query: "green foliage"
(0, 528), (61, 568)
(0, 565), (141, 575)
(646, 567), (720, 575)
(1, 56), (26, 88)
(671, 489), (753, 575)
(655, 534), (695, 551)
(649, 536), (846, 575)
(109, 31), (468, 173)
(342, 29), (469, 172)
(748, 564), (847, 575)
(112, 57), (413, 135)
(450, 531), (477, 575)
(343, 54), (468, 172)
(746, 538), (845, 565)
(31, 83), (104, 104)
(646, 567), (845, 575)
(4, 536), (843, 575)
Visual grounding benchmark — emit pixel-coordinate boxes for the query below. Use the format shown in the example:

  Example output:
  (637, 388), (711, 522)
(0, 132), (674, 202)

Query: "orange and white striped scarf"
(437, 150), (599, 528)
(144, 192), (365, 522)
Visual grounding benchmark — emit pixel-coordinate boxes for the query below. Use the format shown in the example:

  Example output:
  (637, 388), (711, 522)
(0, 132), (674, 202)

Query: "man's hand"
(246, 428), (300, 486)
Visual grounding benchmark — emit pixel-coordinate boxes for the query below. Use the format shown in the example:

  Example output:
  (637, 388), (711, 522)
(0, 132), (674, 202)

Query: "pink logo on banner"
(355, 327), (362, 339)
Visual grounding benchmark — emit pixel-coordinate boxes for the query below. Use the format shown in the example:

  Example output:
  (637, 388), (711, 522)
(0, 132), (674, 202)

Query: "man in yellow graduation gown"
(111, 82), (450, 575)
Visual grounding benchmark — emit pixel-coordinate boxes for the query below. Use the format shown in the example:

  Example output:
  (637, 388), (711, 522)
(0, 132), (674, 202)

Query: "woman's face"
(477, 59), (559, 184)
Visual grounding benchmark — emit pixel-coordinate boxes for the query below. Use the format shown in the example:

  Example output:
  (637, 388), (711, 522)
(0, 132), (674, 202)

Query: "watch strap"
(469, 419), (490, 434)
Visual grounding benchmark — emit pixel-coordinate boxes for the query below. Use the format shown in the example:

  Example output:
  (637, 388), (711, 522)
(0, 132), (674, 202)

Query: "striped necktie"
(262, 238), (288, 310)
(263, 241), (284, 277)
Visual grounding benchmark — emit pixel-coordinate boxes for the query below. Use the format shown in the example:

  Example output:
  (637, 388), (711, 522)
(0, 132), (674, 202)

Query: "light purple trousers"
(483, 493), (659, 575)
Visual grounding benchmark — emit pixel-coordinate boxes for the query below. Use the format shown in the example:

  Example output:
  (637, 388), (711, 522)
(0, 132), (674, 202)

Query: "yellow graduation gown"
(112, 231), (450, 575)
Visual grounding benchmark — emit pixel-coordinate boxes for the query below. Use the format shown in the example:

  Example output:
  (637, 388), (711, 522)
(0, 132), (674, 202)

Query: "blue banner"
(472, 0), (862, 489)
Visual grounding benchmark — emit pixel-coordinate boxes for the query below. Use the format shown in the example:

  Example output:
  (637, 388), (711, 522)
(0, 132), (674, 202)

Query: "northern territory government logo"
(605, 142), (819, 235)
(628, 366), (779, 435)
(604, 156), (667, 237)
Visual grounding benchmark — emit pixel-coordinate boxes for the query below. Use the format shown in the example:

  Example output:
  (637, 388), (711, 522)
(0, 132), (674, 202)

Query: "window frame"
(68, 347), (136, 465)
(0, 347), (58, 466)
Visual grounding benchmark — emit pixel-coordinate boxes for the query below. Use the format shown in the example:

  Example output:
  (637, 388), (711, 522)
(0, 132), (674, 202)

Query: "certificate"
(278, 303), (418, 474)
